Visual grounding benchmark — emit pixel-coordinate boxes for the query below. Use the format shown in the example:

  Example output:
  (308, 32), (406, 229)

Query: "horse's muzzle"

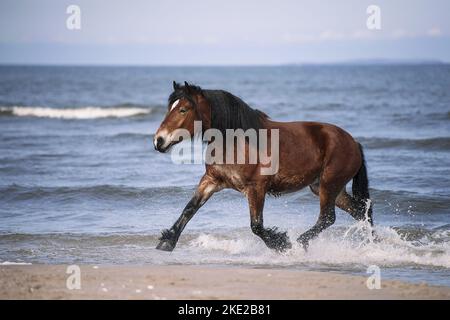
(154, 136), (166, 152)
(154, 137), (179, 153)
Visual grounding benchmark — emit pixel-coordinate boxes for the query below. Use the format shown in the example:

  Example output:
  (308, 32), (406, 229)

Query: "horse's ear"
(173, 81), (179, 91)
(184, 81), (191, 94)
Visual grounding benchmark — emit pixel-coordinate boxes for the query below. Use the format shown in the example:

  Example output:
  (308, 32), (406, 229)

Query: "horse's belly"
(268, 174), (314, 195)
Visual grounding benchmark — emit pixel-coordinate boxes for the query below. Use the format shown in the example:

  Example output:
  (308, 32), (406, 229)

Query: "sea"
(0, 65), (449, 286)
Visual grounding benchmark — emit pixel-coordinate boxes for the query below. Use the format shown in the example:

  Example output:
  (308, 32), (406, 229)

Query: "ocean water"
(0, 65), (449, 286)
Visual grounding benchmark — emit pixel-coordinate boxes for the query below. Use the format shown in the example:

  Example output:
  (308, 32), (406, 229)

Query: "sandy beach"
(0, 265), (449, 300)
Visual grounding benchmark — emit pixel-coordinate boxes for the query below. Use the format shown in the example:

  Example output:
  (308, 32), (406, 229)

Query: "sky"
(0, 0), (449, 65)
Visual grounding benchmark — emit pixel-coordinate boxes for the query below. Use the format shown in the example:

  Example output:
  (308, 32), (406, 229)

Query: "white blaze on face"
(170, 99), (180, 112)
(154, 99), (182, 150)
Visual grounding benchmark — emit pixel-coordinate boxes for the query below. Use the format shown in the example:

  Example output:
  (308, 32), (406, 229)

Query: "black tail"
(352, 143), (373, 224)
(352, 143), (370, 200)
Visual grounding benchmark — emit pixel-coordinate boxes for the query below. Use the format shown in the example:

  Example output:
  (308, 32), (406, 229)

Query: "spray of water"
(182, 204), (450, 271)
(343, 199), (374, 248)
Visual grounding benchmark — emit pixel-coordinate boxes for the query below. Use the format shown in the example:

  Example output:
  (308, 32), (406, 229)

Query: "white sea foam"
(0, 261), (32, 265)
(186, 222), (450, 269)
(0, 106), (152, 119)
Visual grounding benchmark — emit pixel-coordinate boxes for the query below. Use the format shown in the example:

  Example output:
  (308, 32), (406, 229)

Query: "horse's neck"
(262, 118), (282, 129)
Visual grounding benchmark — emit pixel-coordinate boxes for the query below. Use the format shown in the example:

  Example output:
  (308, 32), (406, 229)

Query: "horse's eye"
(179, 108), (187, 114)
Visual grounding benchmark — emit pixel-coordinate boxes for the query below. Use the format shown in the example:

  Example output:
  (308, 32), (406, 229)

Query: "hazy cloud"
(0, 0), (449, 64)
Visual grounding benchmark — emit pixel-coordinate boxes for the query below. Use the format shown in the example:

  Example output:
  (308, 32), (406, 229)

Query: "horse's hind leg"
(298, 182), (338, 249)
(336, 190), (373, 225)
(247, 186), (292, 252)
(312, 182), (373, 225)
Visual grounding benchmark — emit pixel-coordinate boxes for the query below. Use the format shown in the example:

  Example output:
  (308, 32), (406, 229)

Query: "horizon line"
(0, 59), (448, 68)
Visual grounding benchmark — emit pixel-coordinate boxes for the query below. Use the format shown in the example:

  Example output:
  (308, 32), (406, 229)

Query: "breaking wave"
(185, 222), (450, 270)
(0, 105), (156, 119)
(1, 222), (448, 271)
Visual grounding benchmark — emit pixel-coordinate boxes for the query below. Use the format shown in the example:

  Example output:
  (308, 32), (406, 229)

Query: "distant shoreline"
(0, 61), (448, 68)
(1, 265), (449, 299)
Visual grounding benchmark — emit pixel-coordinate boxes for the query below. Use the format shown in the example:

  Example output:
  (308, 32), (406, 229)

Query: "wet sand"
(0, 265), (449, 300)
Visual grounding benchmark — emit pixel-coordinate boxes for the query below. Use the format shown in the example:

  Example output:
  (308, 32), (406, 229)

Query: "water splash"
(342, 199), (374, 248)
(185, 220), (450, 270)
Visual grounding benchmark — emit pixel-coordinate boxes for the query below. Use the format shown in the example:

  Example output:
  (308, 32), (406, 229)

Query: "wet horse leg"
(298, 182), (338, 249)
(310, 185), (375, 245)
(247, 186), (292, 251)
(335, 190), (373, 225)
(312, 182), (373, 225)
(156, 175), (219, 251)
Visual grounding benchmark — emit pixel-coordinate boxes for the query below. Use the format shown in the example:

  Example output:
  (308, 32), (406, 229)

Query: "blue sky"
(1, 0), (449, 65)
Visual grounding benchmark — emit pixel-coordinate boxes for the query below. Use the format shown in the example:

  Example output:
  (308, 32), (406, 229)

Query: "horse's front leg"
(247, 187), (292, 252)
(156, 175), (218, 251)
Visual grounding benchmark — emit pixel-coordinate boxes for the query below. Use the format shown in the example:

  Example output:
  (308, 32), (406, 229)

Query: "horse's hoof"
(266, 229), (292, 252)
(296, 237), (309, 251)
(156, 240), (175, 251)
(275, 241), (292, 252)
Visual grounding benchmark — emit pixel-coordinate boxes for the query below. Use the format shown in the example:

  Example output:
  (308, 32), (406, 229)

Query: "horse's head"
(154, 81), (210, 153)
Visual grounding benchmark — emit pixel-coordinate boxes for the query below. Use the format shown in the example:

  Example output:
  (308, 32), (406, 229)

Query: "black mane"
(169, 83), (268, 134)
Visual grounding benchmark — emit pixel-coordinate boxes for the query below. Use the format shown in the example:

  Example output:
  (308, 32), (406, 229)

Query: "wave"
(371, 189), (450, 213)
(0, 105), (159, 119)
(110, 132), (155, 140)
(0, 184), (195, 202)
(0, 232), (162, 246)
(358, 136), (450, 151)
(1, 223), (449, 270)
(185, 224), (450, 270)
(1, 184), (448, 210)
(0, 261), (32, 265)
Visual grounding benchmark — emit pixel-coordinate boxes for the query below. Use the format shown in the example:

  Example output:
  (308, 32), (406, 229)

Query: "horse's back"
(270, 120), (360, 157)
(266, 120), (362, 191)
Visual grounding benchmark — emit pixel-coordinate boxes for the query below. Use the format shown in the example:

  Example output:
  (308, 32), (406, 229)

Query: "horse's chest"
(209, 165), (249, 192)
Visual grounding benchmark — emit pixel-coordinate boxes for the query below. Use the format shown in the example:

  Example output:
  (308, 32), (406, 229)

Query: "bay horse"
(153, 81), (373, 252)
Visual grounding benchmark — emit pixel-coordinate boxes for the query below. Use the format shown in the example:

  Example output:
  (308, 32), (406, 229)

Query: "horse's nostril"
(156, 137), (164, 149)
